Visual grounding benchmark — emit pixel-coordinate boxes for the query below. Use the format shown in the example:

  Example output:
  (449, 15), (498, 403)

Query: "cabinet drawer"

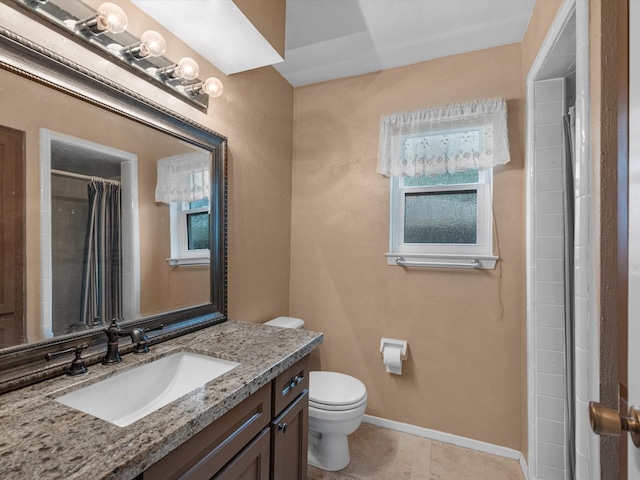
(143, 383), (271, 480)
(272, 356), (309, 417)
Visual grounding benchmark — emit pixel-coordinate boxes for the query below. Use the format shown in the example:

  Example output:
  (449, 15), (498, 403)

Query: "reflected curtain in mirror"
(80, 179), (122, 328)
(155, 152), (211, 204)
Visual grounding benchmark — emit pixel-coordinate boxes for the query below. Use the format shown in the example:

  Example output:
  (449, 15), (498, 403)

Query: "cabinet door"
(270, 390), (308, 480)
(214, 428), (270, 480)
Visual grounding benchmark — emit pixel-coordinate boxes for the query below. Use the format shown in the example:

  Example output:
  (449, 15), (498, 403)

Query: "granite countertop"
(0, 320), (323, 479)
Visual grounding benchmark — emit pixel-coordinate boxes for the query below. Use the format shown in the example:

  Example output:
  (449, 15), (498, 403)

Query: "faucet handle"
(145, 323), (164, 334)
(45, 344), (88, 376)
(105, 319), (121, 342)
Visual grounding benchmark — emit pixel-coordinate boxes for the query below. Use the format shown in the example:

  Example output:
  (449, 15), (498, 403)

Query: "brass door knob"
(589, 401), (640, 447)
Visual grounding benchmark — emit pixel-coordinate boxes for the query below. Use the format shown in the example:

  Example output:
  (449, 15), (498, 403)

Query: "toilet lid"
(309, 371), (367, 407)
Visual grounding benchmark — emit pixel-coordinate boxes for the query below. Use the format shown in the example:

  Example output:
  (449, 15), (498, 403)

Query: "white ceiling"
(134, 0), (537, 88)
(276, 0), (537, 86)
(131, 0), (284, 75)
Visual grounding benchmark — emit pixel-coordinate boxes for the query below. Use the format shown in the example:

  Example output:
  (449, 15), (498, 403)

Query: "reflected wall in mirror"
(0, 24), (226, 369)
(0, 66), (211, 347)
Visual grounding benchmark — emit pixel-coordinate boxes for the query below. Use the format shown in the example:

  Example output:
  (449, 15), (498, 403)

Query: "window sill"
(385, 253), (498, 270)
(166, 256), (210, 267)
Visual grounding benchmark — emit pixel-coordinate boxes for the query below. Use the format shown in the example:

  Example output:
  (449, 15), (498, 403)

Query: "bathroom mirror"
(0, 25), (226, 382)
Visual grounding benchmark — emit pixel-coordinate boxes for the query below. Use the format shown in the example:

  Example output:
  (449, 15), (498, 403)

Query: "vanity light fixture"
(185, 77), (224, 98)
(121, 30), (166, 60)
(13, 0), (219, 110)
(75, 2), (128, 35)
(157, 57), (200, 81)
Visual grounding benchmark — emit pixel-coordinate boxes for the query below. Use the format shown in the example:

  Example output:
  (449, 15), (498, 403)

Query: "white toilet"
(265, 316), (367, 471)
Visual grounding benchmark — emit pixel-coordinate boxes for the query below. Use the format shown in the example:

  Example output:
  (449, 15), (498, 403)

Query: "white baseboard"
(362, 414), (528, 478)
(519, 454), (529, 479)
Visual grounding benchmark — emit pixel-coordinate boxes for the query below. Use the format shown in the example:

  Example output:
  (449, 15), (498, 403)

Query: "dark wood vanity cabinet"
(140, 355), (310, 480)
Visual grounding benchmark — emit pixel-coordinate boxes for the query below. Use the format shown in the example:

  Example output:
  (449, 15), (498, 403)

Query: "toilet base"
(307, 432), (350, 471)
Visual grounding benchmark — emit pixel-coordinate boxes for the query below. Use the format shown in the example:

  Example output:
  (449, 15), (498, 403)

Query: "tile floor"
(307, 423), (525, 480)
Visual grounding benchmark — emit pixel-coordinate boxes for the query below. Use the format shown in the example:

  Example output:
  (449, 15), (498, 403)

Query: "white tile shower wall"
(533, 77), (568, 479)
(51, 176), (88, 335)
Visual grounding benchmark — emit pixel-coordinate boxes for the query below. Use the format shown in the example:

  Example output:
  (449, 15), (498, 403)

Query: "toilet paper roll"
(383, 345), (403, 375)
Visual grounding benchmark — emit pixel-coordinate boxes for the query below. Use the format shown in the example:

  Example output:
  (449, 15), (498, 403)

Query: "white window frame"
(166, 200), (210, 267)
(386, 170), (498, 269)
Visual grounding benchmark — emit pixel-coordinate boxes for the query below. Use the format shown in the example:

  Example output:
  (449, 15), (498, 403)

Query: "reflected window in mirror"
(170, 197), (211, 265)
(156, 151), (212, 267)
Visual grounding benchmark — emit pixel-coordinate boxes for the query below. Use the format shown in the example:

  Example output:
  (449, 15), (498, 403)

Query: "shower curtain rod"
(51, 169), (121, 185)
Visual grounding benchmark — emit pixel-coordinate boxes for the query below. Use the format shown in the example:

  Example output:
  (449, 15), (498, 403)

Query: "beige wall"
(290, 43), (525, 449)
(0, 0), (294, 345)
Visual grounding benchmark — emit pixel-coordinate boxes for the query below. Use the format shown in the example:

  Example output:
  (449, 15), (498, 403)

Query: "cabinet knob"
(277, 422), (288, 434)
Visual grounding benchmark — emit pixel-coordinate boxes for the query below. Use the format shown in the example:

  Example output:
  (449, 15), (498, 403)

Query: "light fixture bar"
(12, 0), (219, 111)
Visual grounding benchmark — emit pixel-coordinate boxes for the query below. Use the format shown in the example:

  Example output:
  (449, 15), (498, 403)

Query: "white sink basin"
(54, 351), (239, 427)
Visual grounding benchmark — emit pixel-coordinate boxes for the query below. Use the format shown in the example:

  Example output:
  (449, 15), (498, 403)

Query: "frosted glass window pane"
(404, 170), (479, 187)
(189, 198), (209, 209)
(187, 212), (209, 250)
(404, 191), (477, 244)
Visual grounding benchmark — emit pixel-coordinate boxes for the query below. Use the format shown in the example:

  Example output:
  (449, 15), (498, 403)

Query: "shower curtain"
(563, 106), (576, 480)
(80, 179), (123, 327)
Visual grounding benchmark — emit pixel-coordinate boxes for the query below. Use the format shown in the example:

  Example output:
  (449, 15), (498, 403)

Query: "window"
(377, 98), (509, 269)
(389, 168), (495, 267)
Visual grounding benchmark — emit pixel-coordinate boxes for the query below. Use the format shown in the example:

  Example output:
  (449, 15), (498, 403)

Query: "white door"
(629, 0), (640, 476)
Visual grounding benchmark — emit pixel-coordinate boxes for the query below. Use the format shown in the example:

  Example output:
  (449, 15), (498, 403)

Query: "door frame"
(525, 0), (598, 477)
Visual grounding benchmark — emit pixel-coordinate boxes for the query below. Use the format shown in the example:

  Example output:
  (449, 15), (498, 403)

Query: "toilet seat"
(309, 393), (367, 412)
(309, 371), (367, 411)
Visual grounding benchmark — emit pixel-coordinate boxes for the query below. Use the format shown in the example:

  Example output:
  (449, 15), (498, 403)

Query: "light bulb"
(122, 30), (166, 60)
(175, 57), (200, 81)
(76, 2), (128, 35)
(201, 77), (223, 98)
(139, 30), (166, 58)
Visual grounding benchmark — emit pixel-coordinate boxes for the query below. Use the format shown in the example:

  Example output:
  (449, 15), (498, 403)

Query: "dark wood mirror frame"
(0, 25), (227, 392)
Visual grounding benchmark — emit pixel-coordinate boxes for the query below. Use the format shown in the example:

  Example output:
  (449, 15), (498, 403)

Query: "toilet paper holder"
(379, 338), (408, 359)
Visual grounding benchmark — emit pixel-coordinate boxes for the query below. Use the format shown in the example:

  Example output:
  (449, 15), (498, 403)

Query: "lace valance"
(377, 97), (511, 177)
(155, 152), (211, 204)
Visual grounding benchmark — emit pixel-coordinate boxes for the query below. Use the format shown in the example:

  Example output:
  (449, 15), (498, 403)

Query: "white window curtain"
(377, 97), (510, 177)
(155, 152), (211, 204)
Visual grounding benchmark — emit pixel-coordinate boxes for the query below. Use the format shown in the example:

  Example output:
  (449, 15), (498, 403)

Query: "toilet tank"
(265, 316), (305, 329)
